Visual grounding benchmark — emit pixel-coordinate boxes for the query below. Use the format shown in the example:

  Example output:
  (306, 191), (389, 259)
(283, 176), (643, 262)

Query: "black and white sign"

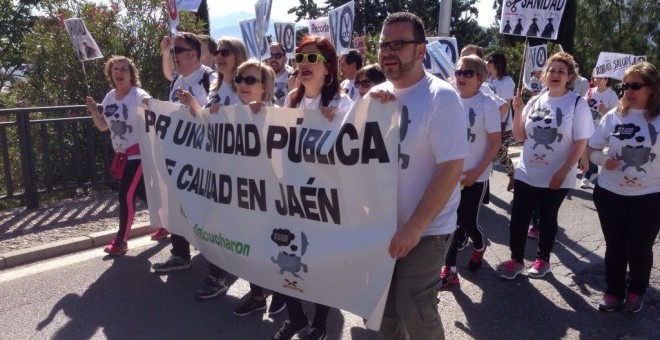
(595, 52), (647, 80)
(239, 18), (270, 60)
(255, 0), (273, 45)
(523, 43), (547, 91)
(499, 0), (567, 40)
(274, 22), (296, 58)
(64, 18), (103, 61)
(329, 1), (355, 55)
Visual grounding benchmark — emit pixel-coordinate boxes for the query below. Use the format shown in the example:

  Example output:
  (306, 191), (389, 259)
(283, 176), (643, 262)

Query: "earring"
(324, 74), (334, 86)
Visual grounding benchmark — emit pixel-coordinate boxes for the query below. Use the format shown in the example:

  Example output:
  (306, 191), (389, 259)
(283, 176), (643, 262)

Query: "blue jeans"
(379, 234), (451, 340)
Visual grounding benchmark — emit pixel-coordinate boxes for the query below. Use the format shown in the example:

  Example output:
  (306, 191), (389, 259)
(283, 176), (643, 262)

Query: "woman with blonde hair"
(588, 62), (660, 313)
(500, 52), (594, 280)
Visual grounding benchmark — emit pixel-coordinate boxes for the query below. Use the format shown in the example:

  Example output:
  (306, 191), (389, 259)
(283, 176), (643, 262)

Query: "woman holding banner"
(499, 52), (593, 280)
(85, 55), (150, 256)
(486, 52), (517, 192)
(588, 62), (660, 313)
(440, 55), (502, 288)
(272, 35), (352, 340)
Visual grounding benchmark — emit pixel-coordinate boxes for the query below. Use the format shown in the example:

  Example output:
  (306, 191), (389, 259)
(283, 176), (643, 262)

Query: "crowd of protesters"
(84, 11), (659, 340)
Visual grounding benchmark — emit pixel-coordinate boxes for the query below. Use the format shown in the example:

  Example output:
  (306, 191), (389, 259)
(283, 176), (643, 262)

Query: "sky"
(210, 0), (498, 29)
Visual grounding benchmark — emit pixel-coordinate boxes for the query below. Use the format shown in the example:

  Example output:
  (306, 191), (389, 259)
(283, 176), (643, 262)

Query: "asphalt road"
(0, 166), (658, 339)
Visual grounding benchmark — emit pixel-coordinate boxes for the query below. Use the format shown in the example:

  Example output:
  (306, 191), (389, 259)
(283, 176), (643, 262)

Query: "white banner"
(499, 0), (567, 40)
(63, 18), (103, 61)
(165, 0), (179, 34)
(138, 99), (399, 328)
(328, 1), (355, 55)
(239, 18), (270, 59)
(176, 0), (202, 11)
(523, 43), (548, 91)
(307, 17), (331, 40)
(594, 52), (647, 81)
(274, 22), (297, 58)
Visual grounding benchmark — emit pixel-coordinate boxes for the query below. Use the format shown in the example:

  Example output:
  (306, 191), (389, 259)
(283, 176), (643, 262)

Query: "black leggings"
(593, 185), (660, 298)
(445, 181), (488, 267)
(116, 159), (146, 242)
(509, 180), (568, 262)
(284, 296), (330, 331)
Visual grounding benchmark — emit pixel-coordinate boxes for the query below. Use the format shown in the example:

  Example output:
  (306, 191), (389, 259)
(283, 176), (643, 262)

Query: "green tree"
(0, 0), (37, 87)
(196, 0), (210, 35)
(4, 0), (205, 108)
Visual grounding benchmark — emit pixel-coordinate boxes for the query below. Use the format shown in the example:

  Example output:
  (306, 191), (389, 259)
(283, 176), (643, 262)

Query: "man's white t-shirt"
(516, 91), (594, 188)
(585, 87), (619, 123)
(169, 65), (218, 106)
(273, 70), (290, 107)
(589, 108), (660, 196)
(572, 76), (590, 97)
(372, 73), (469, 236)
(340, 79), (360, 101)
(206, 79), (240, 107)
(101, 86), (150, 158)
(461, 91), (502, 182)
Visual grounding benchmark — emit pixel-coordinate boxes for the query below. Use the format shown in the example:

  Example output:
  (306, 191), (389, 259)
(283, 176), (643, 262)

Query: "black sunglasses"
(378, 40), (421, 52)
(270, 53), (285, 59)
(454, 69), (476, 78)
(355, 79), (373, 88)
(214, 49), (232, 57)
(235, 75), (260, 85)
(621, 82), (647, 91)
(174, 46), (193, 54)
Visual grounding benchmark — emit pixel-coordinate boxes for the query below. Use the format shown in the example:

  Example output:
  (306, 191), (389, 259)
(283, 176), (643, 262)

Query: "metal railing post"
(16, 112), (39, 208)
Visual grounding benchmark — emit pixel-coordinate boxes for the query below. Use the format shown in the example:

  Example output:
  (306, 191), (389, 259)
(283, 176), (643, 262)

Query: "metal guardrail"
(0, 105), (115, 209)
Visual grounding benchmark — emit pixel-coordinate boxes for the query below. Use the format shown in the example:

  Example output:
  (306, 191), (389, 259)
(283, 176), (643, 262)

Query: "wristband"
(589, 150), (609, 166)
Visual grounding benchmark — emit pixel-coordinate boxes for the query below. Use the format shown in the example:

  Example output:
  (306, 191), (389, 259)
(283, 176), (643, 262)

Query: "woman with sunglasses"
(500, 52), (593, 280)
(273, 35), (352, 340)
(587, 62), (660, 313)
(207, 37), (248, 109)
(85, 56), (151, 255)
(355, 64), (386, 98)
(486, 52), (517, 192)
(579, 73), (619, 189)
(440, 55), (502, 288)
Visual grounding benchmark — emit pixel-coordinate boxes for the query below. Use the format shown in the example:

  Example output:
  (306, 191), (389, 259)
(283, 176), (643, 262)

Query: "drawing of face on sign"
(270, 228), (309, 292)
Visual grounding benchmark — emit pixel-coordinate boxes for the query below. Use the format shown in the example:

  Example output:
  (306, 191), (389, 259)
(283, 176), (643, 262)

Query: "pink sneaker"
(527, 226), (539, 239)
(104, 238), (128, 256)
(499, 259), (525, 280)
(150, 228), (170, 240)
(527, 258), (551, 278)
(598, 294), (623, 312)
(440, 266), (460, 288)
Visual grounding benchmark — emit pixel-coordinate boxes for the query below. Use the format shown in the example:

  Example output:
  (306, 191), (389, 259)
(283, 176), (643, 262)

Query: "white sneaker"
(580, 178), (591, 189)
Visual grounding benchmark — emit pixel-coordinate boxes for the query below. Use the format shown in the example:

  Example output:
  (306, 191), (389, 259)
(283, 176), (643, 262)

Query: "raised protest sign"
(165, 0), (179, 34)
(523, 43), (547, 91)
(425, 40), (455, 80)
(138, 99), (399, 328)
(176, 0), (202, 11)
(499, 0), (567, 40)
(274, 22), (297, 58)
(239, 18), (270, 59)
(328, 1), (355, 55)
(307, 17), (331, 40)
(255, 0), (273, 49)
(594, 52), (647, 80)
(64, 18), (103, 61)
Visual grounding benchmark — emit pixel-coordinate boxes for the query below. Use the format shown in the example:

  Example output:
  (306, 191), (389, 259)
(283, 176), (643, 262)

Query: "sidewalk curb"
(0, 223), (152, 270)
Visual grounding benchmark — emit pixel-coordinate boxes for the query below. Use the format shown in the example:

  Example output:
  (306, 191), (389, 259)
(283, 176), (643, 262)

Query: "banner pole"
(518, 38), (529, 94)
(81, 61), (91, 97)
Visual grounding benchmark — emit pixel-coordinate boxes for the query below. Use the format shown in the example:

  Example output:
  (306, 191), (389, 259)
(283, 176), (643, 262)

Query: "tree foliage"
(3, 0), (206, 108)
(0, 0), (37, 87)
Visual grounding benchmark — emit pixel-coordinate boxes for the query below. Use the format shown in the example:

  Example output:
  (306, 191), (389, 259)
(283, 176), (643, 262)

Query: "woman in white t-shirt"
(85, 56), (151, 256)
(440, 55), (502, 288)
(486, 52), (517, 191)
(500, 52), (594, 280)
(206, 37), (247, 108)
(580, 73), (619, 188)
(275, 35), (352, 340)
(587, 62), (660, 313)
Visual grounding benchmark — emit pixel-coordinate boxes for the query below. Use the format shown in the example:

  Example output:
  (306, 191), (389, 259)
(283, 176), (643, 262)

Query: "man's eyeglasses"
(355, 79), (373, 88)
(379, 40), (421, 52)
(621, 82), (647, 91)
(214, 49), (232, 57)
(270, 53), (285, 59)
(454, 69), (476, 78)
(294, 53), (327, 64)
(174, 46), (193, 54)
(235, 75), (260, 85)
